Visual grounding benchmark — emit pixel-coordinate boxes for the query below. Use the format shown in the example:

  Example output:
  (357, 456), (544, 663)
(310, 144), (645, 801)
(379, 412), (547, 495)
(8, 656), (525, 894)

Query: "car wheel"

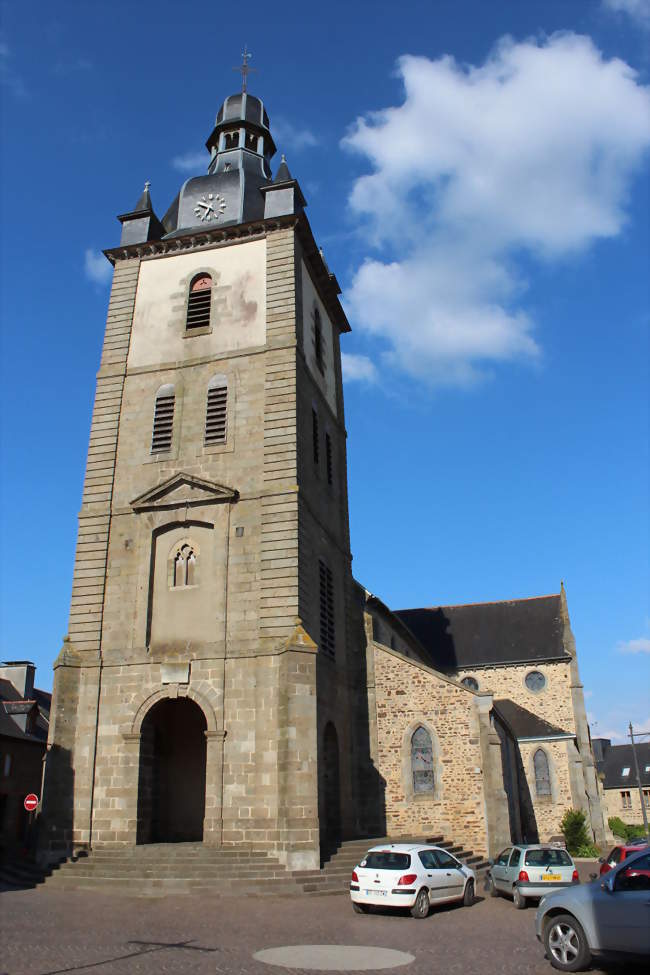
(463, 879), (475, 906)
(513, 886), (526, 910)
(544, 914), (592, 972)
(486, 875), (499, 898)
(410, 888), (430, 919)
(352, 902), (369, 915)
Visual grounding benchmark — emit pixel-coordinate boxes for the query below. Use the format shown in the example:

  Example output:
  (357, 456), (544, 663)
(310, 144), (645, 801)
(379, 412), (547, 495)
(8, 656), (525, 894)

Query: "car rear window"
(524, 849), (572, 867)
(362, 852), (411, 870)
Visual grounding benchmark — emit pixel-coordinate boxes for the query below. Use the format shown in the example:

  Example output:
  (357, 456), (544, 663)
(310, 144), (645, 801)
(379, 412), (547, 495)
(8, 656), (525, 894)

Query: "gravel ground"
(0, 863), (645, 975)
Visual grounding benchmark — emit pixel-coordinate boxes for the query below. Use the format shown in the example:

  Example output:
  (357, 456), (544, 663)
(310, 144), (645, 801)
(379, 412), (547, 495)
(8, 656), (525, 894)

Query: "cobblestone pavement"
(1, 869), (645, 975)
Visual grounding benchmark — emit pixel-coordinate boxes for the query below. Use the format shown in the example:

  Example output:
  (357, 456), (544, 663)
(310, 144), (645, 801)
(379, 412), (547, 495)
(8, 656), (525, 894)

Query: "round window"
(525, 670), (546, 692)
(461, 676), (479, 691)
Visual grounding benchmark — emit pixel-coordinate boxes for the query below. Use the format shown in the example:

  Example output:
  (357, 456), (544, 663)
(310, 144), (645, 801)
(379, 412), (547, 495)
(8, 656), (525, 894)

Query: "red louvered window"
(312, 409), (319, 466)
(186, 274), (212, 331)
(325, 432), (333, 486)
(314, 307), (324, 372)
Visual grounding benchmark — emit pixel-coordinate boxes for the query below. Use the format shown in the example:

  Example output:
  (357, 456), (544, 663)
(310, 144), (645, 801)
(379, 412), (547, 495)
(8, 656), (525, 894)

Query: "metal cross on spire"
(233, 45), (257, 93)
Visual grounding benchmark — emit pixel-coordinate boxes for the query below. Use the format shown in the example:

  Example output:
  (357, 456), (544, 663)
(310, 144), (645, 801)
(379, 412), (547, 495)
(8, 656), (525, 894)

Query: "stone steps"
(35, 833), (490, 897)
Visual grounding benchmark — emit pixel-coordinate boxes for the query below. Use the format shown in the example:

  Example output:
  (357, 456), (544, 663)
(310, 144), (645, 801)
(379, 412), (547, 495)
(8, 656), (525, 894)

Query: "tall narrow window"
(319, 560), (335, 655)
(186, 274), (212, 331)
(151, 384), (175, 453)
(314, 307), (324, 372)
(172, 544), (196, 588)
(204, 374), (228, 444)
(325, 432), (333, 486)
(621, 790), (632, 809)
(533, 748), (551, 797)
(411, 726), (434, 794)
(312, 408), (319, 466)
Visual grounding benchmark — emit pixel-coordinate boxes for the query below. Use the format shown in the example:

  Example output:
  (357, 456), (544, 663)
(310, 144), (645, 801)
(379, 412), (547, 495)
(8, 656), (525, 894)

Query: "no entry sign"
(24, 793), (39, 812)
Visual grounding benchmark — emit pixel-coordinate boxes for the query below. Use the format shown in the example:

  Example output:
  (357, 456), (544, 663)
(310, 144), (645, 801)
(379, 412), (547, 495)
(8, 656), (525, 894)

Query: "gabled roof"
(493, 699), (572, 741)
(395, 595), (569, 671)
(0, 677), (50, 743)
(600, 742), (650, 790)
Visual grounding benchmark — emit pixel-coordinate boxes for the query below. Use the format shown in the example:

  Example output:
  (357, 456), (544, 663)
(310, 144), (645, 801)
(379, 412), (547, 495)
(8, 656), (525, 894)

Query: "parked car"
(486, 844), (579, 909)
(535, 848), (650, 971)
(349, 843), (476, 918)
(598, 839), (649, 875)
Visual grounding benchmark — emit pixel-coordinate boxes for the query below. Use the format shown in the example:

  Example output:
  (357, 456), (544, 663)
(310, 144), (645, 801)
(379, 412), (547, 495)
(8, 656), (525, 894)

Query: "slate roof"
(600, 743), (650, 791)
(395, 595), (569, 672)
(493, 699), (572, 740)
(0, 678), (50, 743)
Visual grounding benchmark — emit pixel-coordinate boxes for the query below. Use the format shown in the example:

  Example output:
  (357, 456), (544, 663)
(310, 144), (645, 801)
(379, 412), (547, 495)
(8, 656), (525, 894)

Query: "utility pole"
(628, 723), (650, 839)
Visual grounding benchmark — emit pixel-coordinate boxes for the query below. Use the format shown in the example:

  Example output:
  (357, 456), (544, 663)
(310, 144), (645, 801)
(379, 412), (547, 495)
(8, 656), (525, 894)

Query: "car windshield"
(362, 852), (411, 870)
(524, 849), (572, 867)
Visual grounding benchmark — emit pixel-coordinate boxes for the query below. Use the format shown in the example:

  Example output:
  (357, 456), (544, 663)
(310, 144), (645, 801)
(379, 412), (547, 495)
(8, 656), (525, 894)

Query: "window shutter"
(151, 391), (175, 452)
(319, 560), (335, 655)
(312, 409), (319, 465)
(205, 380), (228, 444)
(186, 275), (212, 330)
(325, 433), (333, 485)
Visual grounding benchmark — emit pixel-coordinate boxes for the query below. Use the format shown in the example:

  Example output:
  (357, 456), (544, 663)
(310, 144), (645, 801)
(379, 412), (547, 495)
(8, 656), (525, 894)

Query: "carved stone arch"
(401, 718), (443, 803)
(130, 685), (218, 737)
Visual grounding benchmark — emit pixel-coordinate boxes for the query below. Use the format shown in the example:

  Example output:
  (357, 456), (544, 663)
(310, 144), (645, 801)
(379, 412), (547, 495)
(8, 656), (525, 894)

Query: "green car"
(486, 844), (579, 909)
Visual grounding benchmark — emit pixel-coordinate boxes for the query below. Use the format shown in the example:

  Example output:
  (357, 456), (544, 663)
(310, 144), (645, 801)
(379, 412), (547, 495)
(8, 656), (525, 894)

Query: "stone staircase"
(0, 856), (56, 891)
(3, 835), (489, 897)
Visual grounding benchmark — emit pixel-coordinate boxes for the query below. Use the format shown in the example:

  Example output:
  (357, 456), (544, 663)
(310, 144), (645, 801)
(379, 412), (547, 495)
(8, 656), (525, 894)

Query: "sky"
(1, 0), (648, 745)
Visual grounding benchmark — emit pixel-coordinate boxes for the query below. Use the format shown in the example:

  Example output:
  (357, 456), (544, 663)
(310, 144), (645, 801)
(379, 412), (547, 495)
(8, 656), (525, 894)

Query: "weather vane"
(234, 45), (257, 93)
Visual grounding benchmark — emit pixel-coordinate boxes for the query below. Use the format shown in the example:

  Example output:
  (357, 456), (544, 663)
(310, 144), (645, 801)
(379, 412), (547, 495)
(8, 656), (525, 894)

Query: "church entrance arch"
(136, 697), (207, 844)
(322, 722), (341, 844)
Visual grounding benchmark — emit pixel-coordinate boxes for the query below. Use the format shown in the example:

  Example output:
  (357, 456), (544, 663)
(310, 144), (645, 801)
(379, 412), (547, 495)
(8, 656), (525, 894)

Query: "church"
(43, 79), (605, 872)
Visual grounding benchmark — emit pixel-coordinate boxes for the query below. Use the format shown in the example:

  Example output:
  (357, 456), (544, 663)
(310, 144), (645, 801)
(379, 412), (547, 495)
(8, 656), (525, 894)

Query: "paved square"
(0, 878), (645, 975)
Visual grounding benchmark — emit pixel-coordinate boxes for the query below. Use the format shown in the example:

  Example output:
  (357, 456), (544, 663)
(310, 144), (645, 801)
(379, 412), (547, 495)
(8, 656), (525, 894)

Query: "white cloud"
(341, 353), (378, 383)
(84, 249), (112, 286)
(171, 150), (208, 173)
(617, 636), (650, 654)
(603, 0), (650, 29)
(272, 118), (318, 152)
(342, 35), (650, 386)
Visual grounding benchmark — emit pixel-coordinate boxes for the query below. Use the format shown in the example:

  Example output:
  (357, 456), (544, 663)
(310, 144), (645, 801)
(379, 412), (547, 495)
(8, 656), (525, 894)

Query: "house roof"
(394, 595), (569, 672)
(0, 678), (50, 744)
(492, 699), (572, 740)
(600, 742), (650, 790)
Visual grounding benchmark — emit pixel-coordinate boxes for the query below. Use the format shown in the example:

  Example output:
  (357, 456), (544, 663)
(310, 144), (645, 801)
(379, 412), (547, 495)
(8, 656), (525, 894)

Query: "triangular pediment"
(131, 472), (238, 511)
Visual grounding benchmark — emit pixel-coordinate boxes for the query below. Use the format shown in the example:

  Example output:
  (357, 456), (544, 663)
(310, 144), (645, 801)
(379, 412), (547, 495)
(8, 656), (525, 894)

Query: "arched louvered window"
(534, 748), (551, 797)
(204, 374), (228, 444)
(186, 274), (212, 331)
(172, 543), (196, 588)
(411, 726), (434, 794)
(151, 384), (175, 453)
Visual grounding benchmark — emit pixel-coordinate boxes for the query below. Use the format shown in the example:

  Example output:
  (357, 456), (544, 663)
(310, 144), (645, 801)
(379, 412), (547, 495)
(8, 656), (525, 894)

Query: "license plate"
(365, 889), (387, 896)
(542, 874), (562, 882)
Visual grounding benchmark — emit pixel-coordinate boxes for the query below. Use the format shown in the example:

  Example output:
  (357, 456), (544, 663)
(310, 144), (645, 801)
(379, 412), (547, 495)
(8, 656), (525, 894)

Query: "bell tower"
(44, 79), (362, 870)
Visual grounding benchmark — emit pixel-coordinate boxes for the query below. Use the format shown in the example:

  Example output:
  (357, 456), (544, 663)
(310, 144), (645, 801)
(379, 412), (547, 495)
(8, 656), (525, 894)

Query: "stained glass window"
(411, 726), (434, 794)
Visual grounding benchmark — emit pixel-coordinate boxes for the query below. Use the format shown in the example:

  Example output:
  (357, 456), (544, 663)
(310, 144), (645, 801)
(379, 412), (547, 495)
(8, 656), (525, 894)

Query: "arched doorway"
(322, 722), (341, 843)
(136, 697), (207, 843)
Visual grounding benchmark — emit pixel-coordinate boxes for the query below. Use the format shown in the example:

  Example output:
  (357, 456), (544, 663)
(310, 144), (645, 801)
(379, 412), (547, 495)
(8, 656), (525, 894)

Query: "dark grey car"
(535, 848), (650, 971)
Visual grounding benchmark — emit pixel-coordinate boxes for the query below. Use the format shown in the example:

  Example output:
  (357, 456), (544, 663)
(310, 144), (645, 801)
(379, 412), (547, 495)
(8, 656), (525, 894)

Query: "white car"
(350, 843), (477, 918)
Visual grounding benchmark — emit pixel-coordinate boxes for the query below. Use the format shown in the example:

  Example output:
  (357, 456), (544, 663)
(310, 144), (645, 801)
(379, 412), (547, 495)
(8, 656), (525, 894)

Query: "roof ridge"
(397, 594), (561, 612)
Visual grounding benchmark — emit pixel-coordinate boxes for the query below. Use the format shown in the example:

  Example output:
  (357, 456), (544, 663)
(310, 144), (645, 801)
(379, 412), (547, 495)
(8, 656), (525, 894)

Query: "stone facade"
(43, 90), (605, 870)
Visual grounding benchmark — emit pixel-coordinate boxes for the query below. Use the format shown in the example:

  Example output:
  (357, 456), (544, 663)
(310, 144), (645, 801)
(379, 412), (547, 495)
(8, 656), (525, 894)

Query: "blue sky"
(1, 0), (648, 743)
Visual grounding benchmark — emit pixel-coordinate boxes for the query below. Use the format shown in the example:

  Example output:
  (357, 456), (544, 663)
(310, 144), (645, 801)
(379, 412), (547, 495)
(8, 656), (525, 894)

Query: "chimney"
(0, 660), (36, 699)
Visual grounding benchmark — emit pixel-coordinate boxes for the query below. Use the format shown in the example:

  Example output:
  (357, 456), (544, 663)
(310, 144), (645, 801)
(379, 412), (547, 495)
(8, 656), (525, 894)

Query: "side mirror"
(600, 875), (614, 895)
(488, 858), (494, 866)
(597, 857), (605, 864)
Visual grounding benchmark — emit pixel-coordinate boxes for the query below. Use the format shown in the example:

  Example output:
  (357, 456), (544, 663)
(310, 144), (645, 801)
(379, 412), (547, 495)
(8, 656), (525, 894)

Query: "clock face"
(194, 192), (227, 223)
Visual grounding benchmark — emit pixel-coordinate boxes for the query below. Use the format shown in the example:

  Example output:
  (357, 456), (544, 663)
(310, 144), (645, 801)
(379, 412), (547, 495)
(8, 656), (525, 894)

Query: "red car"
(599, 841), (649, 875)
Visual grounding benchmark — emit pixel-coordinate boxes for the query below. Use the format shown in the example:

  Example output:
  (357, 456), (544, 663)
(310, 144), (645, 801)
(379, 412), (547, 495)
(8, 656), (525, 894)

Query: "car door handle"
(446, 872), (452, 876)
(427, 874), (432, 878)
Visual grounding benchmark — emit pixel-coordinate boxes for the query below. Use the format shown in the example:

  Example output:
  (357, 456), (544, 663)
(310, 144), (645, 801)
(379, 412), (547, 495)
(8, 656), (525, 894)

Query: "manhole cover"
(253, 945), (415, 971)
